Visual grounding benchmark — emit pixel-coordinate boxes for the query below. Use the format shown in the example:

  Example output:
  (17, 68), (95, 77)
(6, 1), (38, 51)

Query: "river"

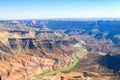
(27, 44), (80, 80)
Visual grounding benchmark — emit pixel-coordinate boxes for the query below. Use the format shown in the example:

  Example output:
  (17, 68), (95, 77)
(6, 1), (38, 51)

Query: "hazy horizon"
(1, 18), (120, 21)
(0, 0), (120, 19)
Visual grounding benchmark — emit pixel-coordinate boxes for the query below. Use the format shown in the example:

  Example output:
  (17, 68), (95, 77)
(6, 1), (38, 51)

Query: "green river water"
(27, 44), (80, 80)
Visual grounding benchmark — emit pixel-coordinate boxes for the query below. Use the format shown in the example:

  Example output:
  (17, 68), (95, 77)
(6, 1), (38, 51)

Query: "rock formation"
(0, 24), (77, 80)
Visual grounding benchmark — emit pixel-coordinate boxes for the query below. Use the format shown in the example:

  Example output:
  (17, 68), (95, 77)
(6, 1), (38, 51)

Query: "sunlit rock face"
(31, 20), (37, 24)
(0, 24), (78, 80)
(1, 20), (120, 80)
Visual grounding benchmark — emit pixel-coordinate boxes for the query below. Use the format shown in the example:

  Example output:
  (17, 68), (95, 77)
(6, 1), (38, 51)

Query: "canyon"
(0, 24), (77, 80)
(0, 20), (120, 80)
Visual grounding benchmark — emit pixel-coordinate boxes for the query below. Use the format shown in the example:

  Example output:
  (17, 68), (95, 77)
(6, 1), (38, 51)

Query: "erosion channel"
(27, 42), (86, 80)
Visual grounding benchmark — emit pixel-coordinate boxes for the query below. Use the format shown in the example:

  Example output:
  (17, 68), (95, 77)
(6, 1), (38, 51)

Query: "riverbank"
(27, 43), (82, 80)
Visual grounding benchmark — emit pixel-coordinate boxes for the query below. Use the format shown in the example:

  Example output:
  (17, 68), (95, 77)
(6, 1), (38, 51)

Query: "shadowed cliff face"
(0, 41), (11, 53)
(0, 25), (78, 80)
(6, 38), (76, 56)
(0, 24), (78, 56)
(0, 20), (120, 80)
(98, 54), (120, 75)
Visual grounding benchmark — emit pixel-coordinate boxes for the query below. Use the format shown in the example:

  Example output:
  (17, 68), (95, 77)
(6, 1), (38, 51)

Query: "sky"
(0, 0), (120, 19)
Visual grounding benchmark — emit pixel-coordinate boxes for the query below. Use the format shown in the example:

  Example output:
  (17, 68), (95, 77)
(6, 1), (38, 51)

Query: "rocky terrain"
(0, 20), (120, 80)
(0, 24), (78, 80)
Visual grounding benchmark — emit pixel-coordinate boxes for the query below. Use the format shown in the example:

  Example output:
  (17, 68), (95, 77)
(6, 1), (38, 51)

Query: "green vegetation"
(27, 53), (79, 80)
(27, 43), (82, 80)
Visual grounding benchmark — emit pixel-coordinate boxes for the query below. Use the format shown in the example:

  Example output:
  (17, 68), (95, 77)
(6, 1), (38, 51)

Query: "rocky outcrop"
(0, 20), (26, 30)
(0, 54), (71, 80)
(0, 40), (72, 80)
(0, 25), (77, 80)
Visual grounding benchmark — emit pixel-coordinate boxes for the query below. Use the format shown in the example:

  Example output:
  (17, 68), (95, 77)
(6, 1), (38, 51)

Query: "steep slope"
(0, 25), (78, 80)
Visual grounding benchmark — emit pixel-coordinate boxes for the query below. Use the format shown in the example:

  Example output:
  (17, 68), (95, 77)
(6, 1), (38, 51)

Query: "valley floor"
(27, 43), (83, 80)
